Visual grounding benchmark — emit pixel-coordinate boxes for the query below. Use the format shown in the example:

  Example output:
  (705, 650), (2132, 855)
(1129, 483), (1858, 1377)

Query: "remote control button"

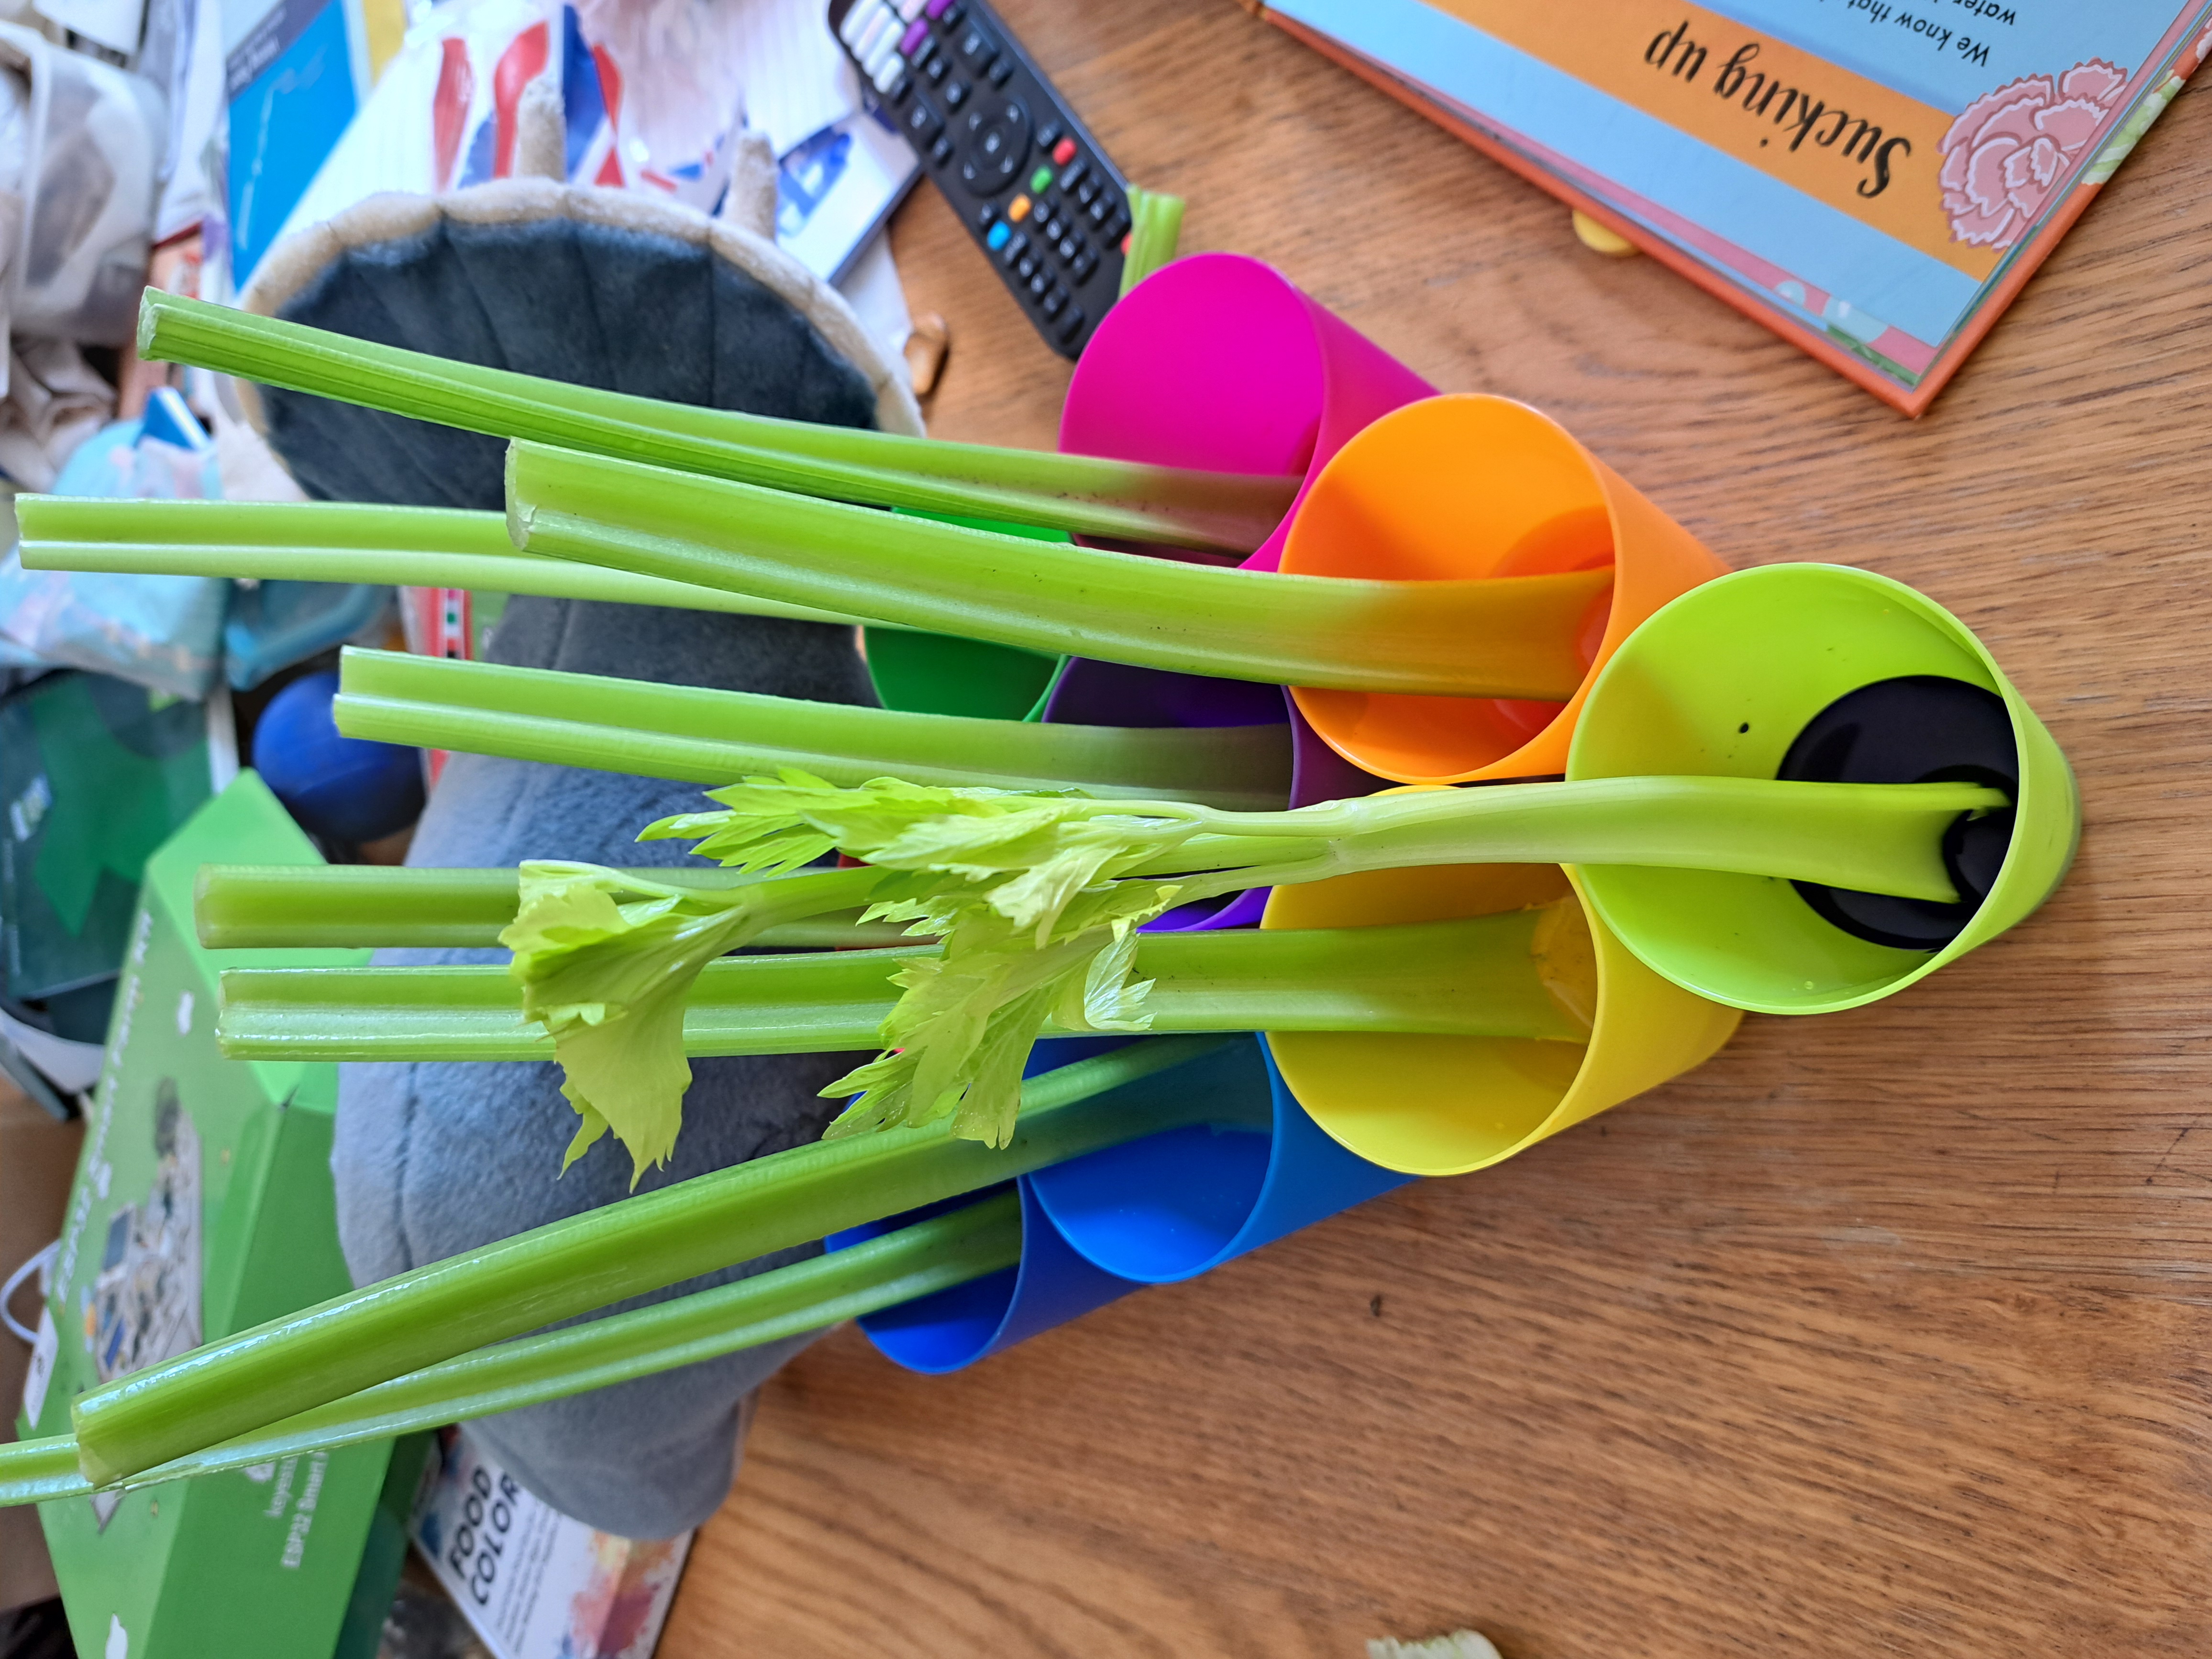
(987, 53), (1014, 87)
(1028, 269), (1051, 299)
(976, 201), (999, 226)
(841, 0), (886, 46)
(1016, 252), (1038, 280)
(1000, 230), (1029, 266)
(943, 77), (969, 109)
(1103, 204), (1131, 243)
(898, 18), (929, 53)
(1007, 194), (1030, 222)
(1029, 165), (1053, 193)
(1069, 248), (1097, 285)
(897, 0), (926, 17)
(924, 51), (948, 81)
(938, 0), (963, 24)
(1058, 304), (1086, 342)
(929, 134), (952, 165)
(1040, 214), (1065, 244)
(1086, 188), (1119, 226)
(1058, 231), (1082, 261)
(925, 0), (952, 15)
(1119, 231), (1131, 254)
(882, 67), (910, 101)
(955, 96), (1028, 194)
(863, 31), (903, 81)
(1035, 121), (1063, 152)
(874, 53), (908, 93)
(862, 8), (902, 61)
(1060, 158), (1089, 196)
(1052, 136), (1077, 166)
(957, 22), (997, 62)
(1074, 175), (1099, 206)
(985, 221), (1010, 251)
(1041, 284), (1068, 318)
(902, 96), (942, 145)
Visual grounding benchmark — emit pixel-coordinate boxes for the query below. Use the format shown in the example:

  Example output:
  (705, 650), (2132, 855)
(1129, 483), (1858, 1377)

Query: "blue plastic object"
(830, 1035), (1412, 1372)
(224, 581), (388, 691)
(1029, 1036), (1413, 1283)
(250, 671), (424, 843)
(835, 1180), (1139, 1375)
(826, 1036), (1164, 1374)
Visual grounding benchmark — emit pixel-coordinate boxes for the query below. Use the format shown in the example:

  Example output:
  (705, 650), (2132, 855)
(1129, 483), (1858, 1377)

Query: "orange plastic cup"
(1279, 395), (1727, 784)
(1260, 863), (1741, 1177)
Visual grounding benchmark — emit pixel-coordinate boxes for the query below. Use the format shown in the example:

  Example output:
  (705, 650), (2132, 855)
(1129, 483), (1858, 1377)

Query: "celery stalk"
(15, 496), (879, 629)
(193, 863), (912, 951)
(700, 773), (2013, 911)
(136, 292), (1298, 554)
(1119, 188), (1186, 296)
(332, 647), (1293, 809)
(212, 912), (1591, 1062)
(2, 1193), (1019, 1509)
(70, 1036), (1242, 1484)
(506, 440), (1613, 700)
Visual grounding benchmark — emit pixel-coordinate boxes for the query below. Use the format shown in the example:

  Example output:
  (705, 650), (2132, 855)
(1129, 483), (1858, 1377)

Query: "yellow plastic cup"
(1279, 394), (1728, 784)
(1260, 863), (1742, 1177)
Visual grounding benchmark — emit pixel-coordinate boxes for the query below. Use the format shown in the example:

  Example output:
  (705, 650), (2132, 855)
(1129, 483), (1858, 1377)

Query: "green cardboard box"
(16, 773), (411, 1659)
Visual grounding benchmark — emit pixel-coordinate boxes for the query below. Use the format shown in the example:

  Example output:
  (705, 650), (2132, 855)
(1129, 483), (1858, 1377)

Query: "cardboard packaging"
(16, 772), (412, 1659)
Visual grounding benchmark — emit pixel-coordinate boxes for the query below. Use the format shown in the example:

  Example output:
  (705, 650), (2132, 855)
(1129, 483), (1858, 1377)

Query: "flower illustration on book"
(1938, 61), (2130, 250)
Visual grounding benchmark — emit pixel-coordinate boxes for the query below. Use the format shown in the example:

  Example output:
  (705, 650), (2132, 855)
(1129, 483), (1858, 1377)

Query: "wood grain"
(662, 4), (2212, 1654)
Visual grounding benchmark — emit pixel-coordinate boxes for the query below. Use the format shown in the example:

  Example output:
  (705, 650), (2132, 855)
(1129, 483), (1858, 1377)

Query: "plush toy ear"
(234, 179), (923, 510)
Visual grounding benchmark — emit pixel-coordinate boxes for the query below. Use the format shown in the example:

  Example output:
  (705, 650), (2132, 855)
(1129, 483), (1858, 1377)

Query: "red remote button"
(1052, 136), (1076, 166)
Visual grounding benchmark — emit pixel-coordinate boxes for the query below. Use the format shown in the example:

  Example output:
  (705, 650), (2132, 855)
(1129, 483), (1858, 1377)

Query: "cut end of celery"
(135, 288), (165, 358)
(502, 447), (532, 549)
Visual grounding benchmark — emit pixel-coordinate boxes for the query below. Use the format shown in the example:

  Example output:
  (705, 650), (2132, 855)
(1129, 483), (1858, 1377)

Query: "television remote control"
(827, 0), (1130, 359)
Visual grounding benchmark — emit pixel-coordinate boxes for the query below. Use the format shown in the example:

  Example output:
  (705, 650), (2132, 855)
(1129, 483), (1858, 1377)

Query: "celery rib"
(193, 864), (910, 951)
(505, 441), (1611, 700)
(15, 497), (879, 629)
(4, 1193), (1020, 1509)
(70, 1036), (1242, 1485)
(137, 293), (1298, 553)
(212, 915), (1591, 1062)
(331, 647), (1293, 809)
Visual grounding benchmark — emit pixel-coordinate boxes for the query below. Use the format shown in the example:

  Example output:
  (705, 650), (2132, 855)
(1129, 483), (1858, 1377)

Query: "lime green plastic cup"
(1567, 563), (2079, 1015)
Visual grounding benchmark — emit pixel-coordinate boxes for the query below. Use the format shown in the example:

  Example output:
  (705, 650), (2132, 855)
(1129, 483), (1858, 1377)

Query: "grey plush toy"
(247, 157), (924, 1537)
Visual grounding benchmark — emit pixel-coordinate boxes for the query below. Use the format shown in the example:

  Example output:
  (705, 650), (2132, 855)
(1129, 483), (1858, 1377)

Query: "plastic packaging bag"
(0, 23), (166, 362)
(0, 390), (226, 697)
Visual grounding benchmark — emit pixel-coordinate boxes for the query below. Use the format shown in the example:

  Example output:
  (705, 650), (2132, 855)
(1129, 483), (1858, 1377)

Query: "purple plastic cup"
(1042, 252), (1425, 927)
(1041, 663), (1387, 930)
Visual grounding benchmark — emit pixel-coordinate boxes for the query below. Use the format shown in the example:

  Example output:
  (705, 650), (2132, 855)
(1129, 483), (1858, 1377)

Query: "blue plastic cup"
(1027, 1035), (1411, 1282)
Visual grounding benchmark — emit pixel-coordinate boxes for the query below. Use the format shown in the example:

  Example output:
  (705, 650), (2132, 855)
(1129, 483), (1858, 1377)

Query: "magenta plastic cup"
(1060, 252), (1438, 573)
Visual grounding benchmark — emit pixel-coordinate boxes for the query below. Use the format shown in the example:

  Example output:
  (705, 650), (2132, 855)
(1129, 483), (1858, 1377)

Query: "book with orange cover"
(1259, 0), (2212, 413)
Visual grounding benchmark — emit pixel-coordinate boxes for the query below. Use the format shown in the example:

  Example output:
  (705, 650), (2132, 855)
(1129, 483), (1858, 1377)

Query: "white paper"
(776, 82), (917, 284)
(732, 0), (854, 157)
(32, 0), (146, 56)
(0, 1004), (103, 1093)
(20, 1302), (55, 1427)
(834, 227), (911, 367)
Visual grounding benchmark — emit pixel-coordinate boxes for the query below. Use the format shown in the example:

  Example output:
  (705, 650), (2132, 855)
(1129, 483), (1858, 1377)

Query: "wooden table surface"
(662, 5), (2212, 1654)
